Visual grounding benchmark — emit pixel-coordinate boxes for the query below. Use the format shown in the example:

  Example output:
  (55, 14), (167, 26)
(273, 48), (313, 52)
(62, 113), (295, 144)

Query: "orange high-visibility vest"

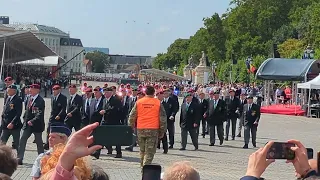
(136, 97), (160, 129)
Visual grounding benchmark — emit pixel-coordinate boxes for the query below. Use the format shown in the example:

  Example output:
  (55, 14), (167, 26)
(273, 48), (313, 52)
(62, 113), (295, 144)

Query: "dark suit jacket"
(81, 98), (95, 125)
(183, 96), (199, 105)
(1, 95), (23, 130)
(90, 97), (104, 124)
(225, 96), (241, 119)
(121, 95), (130, 120)
(170, 93), (179, 110)
(23, 95), (45, 132)
(206, 99), (227, 126)
(243, 103), (260, 126)
(198, 98), (209, 120)
(162, 97), (179, 122)
(101, 95), (123, 125)
(65, 94), (82, 125)
(128, 96), (138, 114)
(239, 99), (247, 115)
(180, 102), (199, 130)
(49, 93), (67, 123)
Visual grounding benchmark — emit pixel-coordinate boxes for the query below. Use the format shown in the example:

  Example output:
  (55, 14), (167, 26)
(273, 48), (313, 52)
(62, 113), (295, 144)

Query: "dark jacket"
(23, 95), (45, 132)
(239, 99), (247, 115)
(1, 94), (23, 130)
(121, 95), (130, 121)
(162, 97), (179, 122)
(49, 93), (67, 123)
(101, 95), (123, 125)
(128, 96), (138, 114)
(90, 97), (104, 124)
(243, 103), (260, 126)
(180, 101), (200, 130)
(198, 98), (209, 120)
(206, 99), (227, 126)
(64, 94), (83, 126)
(226, 96), (241, 119)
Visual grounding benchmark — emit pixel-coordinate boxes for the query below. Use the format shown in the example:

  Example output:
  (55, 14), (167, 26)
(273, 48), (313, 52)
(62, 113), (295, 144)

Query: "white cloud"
(156, 26), (171, 33)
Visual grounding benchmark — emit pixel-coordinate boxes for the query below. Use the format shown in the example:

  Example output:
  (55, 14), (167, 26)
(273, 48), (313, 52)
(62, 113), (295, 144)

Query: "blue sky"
(1, 0), (229, 56)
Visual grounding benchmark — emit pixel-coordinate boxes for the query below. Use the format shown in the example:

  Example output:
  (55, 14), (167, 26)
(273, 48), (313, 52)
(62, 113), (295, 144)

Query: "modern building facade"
(2, 22), (84, 74)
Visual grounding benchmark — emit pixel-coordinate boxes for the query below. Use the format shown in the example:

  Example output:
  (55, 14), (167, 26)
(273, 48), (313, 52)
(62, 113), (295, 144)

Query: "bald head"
(163, 161), (200, 180)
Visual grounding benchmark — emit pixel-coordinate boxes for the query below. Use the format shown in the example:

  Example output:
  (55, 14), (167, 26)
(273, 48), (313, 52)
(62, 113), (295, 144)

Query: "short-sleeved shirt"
(30, 150), (51, 178)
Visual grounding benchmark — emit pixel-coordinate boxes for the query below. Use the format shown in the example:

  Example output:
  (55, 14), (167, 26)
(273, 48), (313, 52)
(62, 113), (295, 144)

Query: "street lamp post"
(211, 61), (217, 83)
(246, 56), (253, 84)
(303, 45), (315, 59)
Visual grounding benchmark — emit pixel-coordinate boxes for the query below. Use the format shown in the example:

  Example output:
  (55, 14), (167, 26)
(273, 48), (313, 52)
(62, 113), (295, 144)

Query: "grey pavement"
(4, 81), (320, 180)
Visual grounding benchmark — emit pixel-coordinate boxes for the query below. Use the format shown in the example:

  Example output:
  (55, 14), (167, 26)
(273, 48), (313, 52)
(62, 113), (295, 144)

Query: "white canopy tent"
(297, 73), (320, 117)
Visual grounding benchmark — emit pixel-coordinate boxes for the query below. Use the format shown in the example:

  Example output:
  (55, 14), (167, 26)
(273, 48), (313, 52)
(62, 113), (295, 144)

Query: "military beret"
(137, 91), (145, 96)
(30, 84), (41, 89)
(103, 87), (112, 91)
(88, 85), (93, 88)
(247, 95), (254, 99)
(50, 122), (72, 137)
(229, 89), (235, 93)
(185, 93), (192, 97)
(85, 88), (92, 93)
(69, 84), (77, 88)
(93, 88), (101, 92)
(214, 91), (220, 95)
(163, 89), (170, 93)
(52, 85), (61, 90)
(156, 91), (164, 96)
(4, 77), (12, 82)
(7, 85), (17, 90)
(187, 89), (194, 93)
(111, 86), (116, 90)
(104, 83), (108, 86)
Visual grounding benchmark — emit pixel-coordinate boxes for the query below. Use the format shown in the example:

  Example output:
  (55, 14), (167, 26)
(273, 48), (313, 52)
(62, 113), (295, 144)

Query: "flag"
(250, 64), (256, 73)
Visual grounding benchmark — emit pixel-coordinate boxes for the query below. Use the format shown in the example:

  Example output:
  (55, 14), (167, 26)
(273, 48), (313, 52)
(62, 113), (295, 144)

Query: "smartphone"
(266, 142), (295, 160)
(92, 125), (133, 147)
(306, 148), (314, 159)
(317, 152), (320, 173)
(142, 164), (161, 180)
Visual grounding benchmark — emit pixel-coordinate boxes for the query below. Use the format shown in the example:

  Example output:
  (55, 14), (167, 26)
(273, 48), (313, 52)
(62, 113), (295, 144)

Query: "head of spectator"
(0, 145), (18, 176)
(4, 77), (13, 87)
(132, 88), (138, 97)
(85, 88), (93, 98)
(111, 86), (117, 95)
(7, 85), (17, 97)
(69, 84), (77, 95)
(24, 85), (30, 95)
(163, 161), (200, 180)
(30, 84), (41, 97)
(104, 83), (108, 88)
(40, 144), (91, 179)
(52, 85), (61, 96)
(121, 88), (127, 96)
(103, 87), (113, 99)
(0, 173), (12, 180)
(145, 86), (155, 97)
(48, 123), (71, 148)
(91, 165), (110, 180)
(157, 91), (164, 101)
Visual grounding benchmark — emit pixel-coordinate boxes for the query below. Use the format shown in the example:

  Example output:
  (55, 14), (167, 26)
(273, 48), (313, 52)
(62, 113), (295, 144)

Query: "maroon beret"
(69, 84), (77, 88)
(30, 84), (41, 89)
(52, 85), (61, 90)
(4, 77), (12, 82)
(85, 88), (92, 93)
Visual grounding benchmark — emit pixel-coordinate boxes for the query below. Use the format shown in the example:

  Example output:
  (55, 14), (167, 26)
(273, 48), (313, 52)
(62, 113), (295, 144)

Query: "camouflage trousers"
(137, 129), (159, 168)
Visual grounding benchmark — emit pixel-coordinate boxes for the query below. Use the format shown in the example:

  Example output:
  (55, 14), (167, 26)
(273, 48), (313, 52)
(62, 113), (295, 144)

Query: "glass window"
(49, 39), (52, 45)
(52, 39), (55, 46)
(45, 38), (48, 45)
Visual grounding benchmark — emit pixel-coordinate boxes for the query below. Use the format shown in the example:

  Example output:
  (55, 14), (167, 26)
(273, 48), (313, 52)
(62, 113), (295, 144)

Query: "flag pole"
(0, 39), (6, 81)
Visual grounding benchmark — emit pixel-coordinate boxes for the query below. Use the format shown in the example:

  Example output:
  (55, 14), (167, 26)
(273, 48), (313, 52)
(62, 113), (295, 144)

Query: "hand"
(245, 141), (275, 178)
(99, 110), (105, 115)
(254, 121), (258, 125)
(7, 123), (13, 129)
(55, 116), (60, 120)
(27, 121), (33, 126)
(193, 123), (198, 127)
(286, 139), (312, 177)
(67, 113), (72, 117)
(203, 114), (207, 118)
(60, 122), (102, 170)
(235, 110), (239, 114)
(169, 116), (174, 120)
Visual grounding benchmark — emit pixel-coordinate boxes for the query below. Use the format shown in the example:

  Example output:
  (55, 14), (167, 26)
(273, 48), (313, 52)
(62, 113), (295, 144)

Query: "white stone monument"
(194, 51), (210, 85)
(183, 55), (194, 80)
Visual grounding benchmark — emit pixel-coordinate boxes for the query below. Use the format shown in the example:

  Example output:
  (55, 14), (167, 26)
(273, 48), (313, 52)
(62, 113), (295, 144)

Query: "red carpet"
(260, 105), (305, 116)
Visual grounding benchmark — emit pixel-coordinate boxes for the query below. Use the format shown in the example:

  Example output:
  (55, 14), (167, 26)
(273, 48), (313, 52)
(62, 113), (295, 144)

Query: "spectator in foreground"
(0, 173), (12, 180)
(0, 145), (18, 177)
(163, 161), (200, 180)
(241, 140), (317, 180)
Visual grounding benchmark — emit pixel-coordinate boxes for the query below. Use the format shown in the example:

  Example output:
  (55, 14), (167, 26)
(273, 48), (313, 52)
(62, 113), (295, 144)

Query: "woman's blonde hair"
(40, 143), (91, 180)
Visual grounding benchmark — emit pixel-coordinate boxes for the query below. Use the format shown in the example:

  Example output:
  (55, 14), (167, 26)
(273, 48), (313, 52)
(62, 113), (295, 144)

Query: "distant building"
(60, 38), (84, 74)
(84, 47), (109, 54)
(107, 54), (154, 73)
(0, 16), (10, 24)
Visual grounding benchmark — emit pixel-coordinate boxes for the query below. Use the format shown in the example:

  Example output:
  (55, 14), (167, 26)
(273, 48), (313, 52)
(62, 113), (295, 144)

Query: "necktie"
(85, 99), (90, 115)
(5, 96), (10, 105)
(28, 98), (33, 108)
(214, 100), (216, 109)
(69, 96), (73, 104)
(248, 104), (251, 111)
(186, 103), (189, 110)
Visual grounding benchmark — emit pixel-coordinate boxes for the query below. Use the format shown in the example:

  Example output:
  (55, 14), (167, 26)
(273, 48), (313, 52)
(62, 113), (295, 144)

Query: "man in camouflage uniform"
(129, 86), (167, 168)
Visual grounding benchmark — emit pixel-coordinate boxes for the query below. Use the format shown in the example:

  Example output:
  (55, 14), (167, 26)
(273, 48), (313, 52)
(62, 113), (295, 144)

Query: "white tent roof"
(297, 74), (320, 89)
(15, 56), (64, 67)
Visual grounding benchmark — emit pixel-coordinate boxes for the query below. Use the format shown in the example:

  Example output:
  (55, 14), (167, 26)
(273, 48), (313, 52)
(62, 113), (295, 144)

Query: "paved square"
(3, 82), (319, 180)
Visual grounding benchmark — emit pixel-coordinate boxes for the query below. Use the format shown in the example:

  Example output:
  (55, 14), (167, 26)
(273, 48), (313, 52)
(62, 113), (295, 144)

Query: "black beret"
(7, 85), (17, 90)
(69, 84), (77, 88)
(50, 123), (71, 137)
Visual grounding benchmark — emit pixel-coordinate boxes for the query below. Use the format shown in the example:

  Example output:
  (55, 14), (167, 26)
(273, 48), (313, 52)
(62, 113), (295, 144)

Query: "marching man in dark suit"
(225, 89), (241, 140)
(242, 95), (261, 149)
(92, 87), (123, 159)
(120, 88), (130, 125)
(0, 85), (23, 149)
(198, 92), (209, 138)
(17, 84), (45, 165)
(156, 91), (168, 153)
(44, 85), (67, 150)
(237, 93), (247, 137)
(90, 87), (104, 124)
(81, 88), (95, 127)
(205, 91), (226, 146)
(65, 84), (83, 131)
(179, 93), (199, 151)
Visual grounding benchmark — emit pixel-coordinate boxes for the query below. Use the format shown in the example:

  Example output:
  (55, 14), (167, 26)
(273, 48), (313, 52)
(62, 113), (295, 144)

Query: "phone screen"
(307, 148), (314, 159)
(266, 142), (295, 160)
(142, 165), (161, 180)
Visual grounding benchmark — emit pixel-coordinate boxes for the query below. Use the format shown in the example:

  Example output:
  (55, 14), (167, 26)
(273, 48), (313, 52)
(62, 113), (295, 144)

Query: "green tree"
(85, 51), (110, 73)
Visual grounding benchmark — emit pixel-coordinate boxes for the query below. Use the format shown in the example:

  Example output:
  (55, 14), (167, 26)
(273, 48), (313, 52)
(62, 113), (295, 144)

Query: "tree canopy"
(153, 0), (320, 82)
(85, 51), (111, 73)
